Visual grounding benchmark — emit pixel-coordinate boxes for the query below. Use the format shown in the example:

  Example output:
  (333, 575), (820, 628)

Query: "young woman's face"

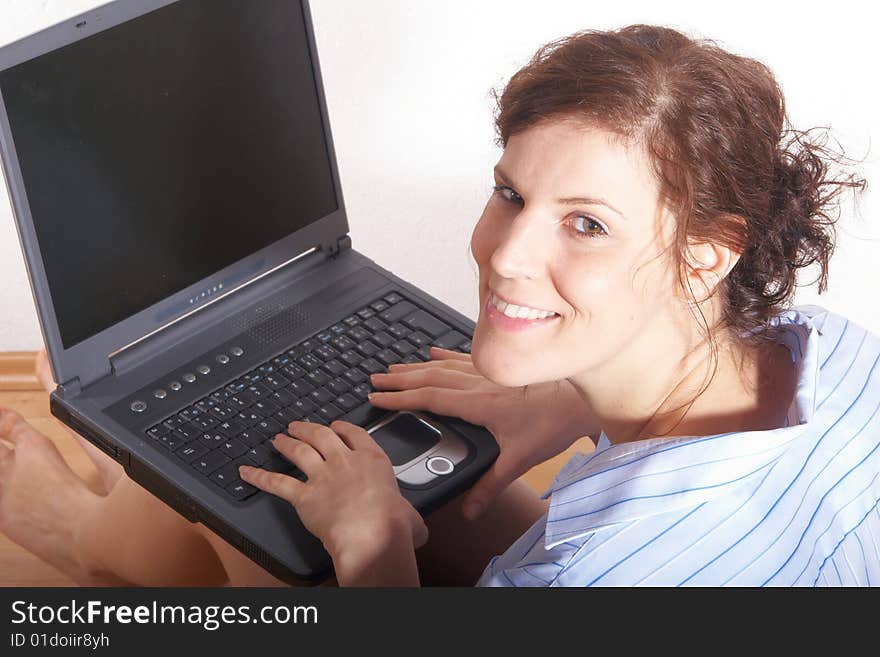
(469, 120), (683, 387)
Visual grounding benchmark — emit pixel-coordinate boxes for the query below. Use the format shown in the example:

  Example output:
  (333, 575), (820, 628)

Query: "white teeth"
(490, 292), (557, 320)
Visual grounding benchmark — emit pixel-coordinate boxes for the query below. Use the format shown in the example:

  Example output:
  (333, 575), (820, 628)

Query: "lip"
(484, 290), (560, 332)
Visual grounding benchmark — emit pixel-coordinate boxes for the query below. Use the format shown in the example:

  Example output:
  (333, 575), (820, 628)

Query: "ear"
(683, 239), (742, 303)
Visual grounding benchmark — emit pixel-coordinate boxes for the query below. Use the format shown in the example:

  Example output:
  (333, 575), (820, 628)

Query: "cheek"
(470, 208), (498, 270)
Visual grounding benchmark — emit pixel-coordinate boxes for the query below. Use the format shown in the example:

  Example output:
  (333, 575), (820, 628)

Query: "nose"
(489, 207), (551, 281)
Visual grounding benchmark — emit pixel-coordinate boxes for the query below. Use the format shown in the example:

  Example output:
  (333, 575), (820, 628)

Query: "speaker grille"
(231, 303), (311, 346)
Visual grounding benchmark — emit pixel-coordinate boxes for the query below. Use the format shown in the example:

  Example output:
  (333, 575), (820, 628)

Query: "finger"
(0, 407), (39, 445)
(328, 420), (379, 451)
(367, 387), (482, 424)
(287, 420), (351, 459)
(385, 358), (477, 375)
(271, 433), (324, 475)
(428, 346), (472, 361)
(238, 464), (303, 503)
(370, 367), (483, 392)
(34, 349), (56, 393)
(461, 460), (518, 521)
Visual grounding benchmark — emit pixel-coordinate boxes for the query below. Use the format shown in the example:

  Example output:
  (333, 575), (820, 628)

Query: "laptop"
(0, 0), (498, 584)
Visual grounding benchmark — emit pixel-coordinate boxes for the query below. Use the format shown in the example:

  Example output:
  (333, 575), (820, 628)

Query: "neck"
(566, 313), (790, 446)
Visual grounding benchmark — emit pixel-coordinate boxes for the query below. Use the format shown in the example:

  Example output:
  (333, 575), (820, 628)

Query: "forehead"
(497, 120), (660, 213)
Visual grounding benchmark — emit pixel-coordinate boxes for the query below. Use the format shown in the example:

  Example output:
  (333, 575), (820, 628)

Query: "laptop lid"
(0, 0), (349, 390)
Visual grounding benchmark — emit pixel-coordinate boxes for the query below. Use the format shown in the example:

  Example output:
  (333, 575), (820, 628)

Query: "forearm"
(330, 518), (420, 587)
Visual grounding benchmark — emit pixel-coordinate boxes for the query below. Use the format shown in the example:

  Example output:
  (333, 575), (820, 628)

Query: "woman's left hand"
(238, 420), (428, 566)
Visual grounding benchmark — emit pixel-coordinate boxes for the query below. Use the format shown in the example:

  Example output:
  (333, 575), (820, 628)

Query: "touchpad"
(369, 412), (441, 466)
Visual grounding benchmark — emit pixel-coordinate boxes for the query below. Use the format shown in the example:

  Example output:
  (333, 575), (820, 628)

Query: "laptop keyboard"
(144, 291), (472, 501)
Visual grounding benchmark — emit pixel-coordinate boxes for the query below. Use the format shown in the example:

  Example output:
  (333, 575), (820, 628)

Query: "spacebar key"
(341, 402), (389, 429)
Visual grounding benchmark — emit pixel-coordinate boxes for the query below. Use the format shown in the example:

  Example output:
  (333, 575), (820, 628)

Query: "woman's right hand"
(367, 347), (599, 520)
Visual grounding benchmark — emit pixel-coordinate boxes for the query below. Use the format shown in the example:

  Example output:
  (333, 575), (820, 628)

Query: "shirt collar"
(541, 307), (823, 550)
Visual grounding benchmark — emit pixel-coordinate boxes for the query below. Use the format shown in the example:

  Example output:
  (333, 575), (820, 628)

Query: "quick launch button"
(130, 400), (147, 413)
(426, 455), (454, 476)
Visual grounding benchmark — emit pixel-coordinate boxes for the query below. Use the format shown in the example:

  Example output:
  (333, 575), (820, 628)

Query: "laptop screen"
(0, 0), (339, 349)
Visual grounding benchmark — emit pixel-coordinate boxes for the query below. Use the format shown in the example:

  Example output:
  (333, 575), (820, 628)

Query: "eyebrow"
(493, 165), (626, 219)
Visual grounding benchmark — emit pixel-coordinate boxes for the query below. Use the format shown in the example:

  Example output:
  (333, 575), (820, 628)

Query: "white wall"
(1, 0), (877, 351)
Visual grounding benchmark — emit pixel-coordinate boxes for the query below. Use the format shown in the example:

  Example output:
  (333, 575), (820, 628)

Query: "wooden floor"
(0, 352), (595, 587)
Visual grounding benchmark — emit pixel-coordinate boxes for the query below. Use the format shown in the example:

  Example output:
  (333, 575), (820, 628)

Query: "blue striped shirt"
(475, 305), (880, 586)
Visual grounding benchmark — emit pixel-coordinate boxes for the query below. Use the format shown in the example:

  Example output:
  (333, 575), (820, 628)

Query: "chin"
(470, 335), (535, 388)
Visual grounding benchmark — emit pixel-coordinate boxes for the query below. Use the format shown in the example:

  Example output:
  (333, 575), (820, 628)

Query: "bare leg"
(35, 349), (123, 494)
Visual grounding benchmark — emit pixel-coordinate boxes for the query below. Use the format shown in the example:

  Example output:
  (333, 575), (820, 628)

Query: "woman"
(1, 24), (876, 586)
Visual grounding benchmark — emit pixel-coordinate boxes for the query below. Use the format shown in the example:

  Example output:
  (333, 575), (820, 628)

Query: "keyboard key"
(299, 338), (318, 351)
(219, 438), (249, 459)
(263, 454), (294, 474)
(236, 411), (261, 426)
(148, 425), (169, 440)
(341, 401), (388, 428)
(160, 433), (185, 451)
(238, 429), (267, 447)
(272, 354), (292, 368)
(282, 363), (307, 380)
(298, 353), (323, 370)
(383, 292), (404, 305)
(343, 315), (360, 327)
(174, 422), (201, 440)
(370, 300), (389, 312)
(255, 418), (283, 437)
(211, 457), (250, 488)
(178, 407), (202, 423)
(344, 368), (369, 384)
(245, 444), (271, 465)
(363, 317), (387, 332)
(391, 340), (417, 356)
(339, 349), (363, 367)
(406, 330), (431, 347)
(316, 331), (334, 342)
(226, 479), (258, 501)
(270, 388), (296, 407)
(387, 322), (412, 340)
(318, 403), (344, 422)
(176, 442), (210, 463)
(351, 383), (372, 401)
(288, 379), (316, 397)
(334, 393), (360, 411)
(347, 326), (371, 343)
(263, 373), (290, 390)
(252, 399), (281, 417)
(216, 420), (248, 438)
(331, 335), (357, 351)
(314, 344), (340, 361)
(228, 393), (253, 409)
(305, 370), (331, 387)
(417, 346), (433, 360)
(460, 340), (472, 353)
(291, 397), (318, 416)
(327, 377), (351, 395)
(403, 354), (422, 364)
(329, 323), (347, 335)
(372, 331), (395, 348)
(162, 416), (186, 432)
(322, 359), (347, 377)
(274, 407), (301, 425)
(199, 432), (226, 448)
(379, 300), (416, 323)
(432, 330), (468, 350)
(359, 358), (385, 375)
(193, 450), (231, 475)
(356, 340), (381, 357)
(309, 387), (335, 405)
(247, 383), (272, 399)
(402, 309), (451, 338)
(376, 349), (402, 366)
(209, 404), (237, 421)
(356, 308), (375, 319)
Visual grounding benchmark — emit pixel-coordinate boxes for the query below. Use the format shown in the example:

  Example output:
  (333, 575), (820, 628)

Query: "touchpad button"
(369, 412), (441, 466)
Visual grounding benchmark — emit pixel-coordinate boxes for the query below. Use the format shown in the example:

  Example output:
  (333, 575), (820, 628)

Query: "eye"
(492, 184), (523, 205)
(569, 214), (608, 239)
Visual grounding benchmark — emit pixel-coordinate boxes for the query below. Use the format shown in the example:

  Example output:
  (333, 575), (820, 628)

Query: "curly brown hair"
(492, 24), (866, 345)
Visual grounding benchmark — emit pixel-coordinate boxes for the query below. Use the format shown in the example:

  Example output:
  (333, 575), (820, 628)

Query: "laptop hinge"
(59, 377), (82, 397)
(323, 234), (351, 259)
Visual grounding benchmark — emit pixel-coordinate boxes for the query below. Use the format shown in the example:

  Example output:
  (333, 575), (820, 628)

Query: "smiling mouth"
(487, 291), (560, 320)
